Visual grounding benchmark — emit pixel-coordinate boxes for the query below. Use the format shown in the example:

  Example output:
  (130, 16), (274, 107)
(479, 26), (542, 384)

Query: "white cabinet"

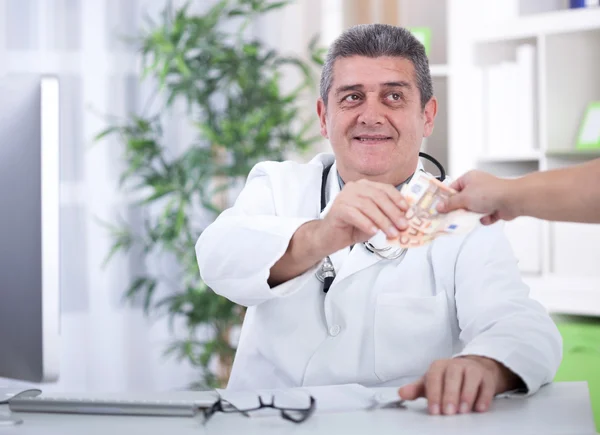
(504, 218), (543, 274)
(447, 0), (600, 315)
(552, 222), (600, 277)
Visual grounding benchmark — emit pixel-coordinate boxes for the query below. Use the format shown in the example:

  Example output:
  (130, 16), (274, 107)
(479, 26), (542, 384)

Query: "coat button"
(329, 324), (341, 336)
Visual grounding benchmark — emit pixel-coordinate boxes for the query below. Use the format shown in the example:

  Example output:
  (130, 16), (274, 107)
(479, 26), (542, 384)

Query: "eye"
(344, 94), (360, 102)
(387, 93), (402, 101)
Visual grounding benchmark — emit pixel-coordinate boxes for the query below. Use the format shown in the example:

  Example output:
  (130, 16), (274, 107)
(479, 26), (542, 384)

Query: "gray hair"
(320, 24), (433, 110)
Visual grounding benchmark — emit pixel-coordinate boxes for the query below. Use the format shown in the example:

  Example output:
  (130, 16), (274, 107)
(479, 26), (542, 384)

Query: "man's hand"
(436, 170), (517, 225)
(397, 356), (522, 415)
(269, 179), (409, 286)
(316, 179), (409, 253)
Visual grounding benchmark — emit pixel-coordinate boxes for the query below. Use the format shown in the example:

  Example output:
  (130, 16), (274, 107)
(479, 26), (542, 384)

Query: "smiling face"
(317, 55), (437, 186)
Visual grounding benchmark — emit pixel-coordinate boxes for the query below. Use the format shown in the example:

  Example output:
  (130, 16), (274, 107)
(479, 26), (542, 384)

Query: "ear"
(422, 96), (437, 138)
(316, 98), (329, 139)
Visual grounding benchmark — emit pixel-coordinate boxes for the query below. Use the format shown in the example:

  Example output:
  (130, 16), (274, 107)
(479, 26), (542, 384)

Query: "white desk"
(0, 382), (596, 435)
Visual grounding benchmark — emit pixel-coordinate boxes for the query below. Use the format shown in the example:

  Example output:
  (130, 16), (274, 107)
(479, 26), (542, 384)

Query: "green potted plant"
(97, 0), (325, 389)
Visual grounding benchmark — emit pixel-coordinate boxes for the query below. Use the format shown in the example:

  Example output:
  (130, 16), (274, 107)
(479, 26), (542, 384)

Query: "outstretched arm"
(438, 159), (600, 224)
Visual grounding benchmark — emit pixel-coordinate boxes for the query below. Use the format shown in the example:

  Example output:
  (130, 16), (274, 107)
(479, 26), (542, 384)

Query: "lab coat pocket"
(374, 291), (452, 383)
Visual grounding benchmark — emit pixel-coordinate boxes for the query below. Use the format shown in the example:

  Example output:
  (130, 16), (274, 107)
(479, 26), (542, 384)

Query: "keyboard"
(7, 390), (218, 417)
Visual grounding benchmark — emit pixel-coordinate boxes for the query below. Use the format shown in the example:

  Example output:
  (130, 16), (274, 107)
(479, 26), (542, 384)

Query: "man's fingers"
(424, 361), (445, 415)
(449, 176), (466, 192)
(365, 189), (408, 231)
(442, 363), (464, 415)
(398, 378), (425, 400)
(343, 208), (378, 237)
(474, 377), (496, 413)
(350, 198), (399, 238)
(361, 180), (409, 211)
(382, 185), (409, 212)
(480, 215), (493, 225)
(480, 214), (498, 226)
(441, 363), (464, 415)
(437, 194), (468, 213)
(416, 357), (499, 416)
(459, 367), (483, 413)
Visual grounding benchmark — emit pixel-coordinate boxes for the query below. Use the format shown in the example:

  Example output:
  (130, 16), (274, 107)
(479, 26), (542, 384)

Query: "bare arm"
(439, 159), (600, 224)
(507, 159), (600, 223)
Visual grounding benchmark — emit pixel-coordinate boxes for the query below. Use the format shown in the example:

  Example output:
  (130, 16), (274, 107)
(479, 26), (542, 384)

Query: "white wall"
(0, 0), (334, 393)
(0, 0), (205, 393)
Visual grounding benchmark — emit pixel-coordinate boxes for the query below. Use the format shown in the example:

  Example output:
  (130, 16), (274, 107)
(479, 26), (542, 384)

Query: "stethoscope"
(316, 152), (446, 293)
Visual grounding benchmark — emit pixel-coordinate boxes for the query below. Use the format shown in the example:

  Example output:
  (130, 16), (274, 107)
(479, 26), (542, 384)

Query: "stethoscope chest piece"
(316, 257), (336, 293)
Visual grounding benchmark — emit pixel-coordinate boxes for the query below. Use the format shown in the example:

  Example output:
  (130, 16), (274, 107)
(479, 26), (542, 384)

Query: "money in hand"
(388, 172), (484, 248)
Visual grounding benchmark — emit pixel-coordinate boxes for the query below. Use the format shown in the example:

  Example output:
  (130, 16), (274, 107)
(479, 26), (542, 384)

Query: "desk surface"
(0, 382), (596, 435)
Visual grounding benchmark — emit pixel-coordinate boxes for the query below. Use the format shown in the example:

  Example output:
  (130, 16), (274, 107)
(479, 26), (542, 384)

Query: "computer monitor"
(0, 75), (60, 382)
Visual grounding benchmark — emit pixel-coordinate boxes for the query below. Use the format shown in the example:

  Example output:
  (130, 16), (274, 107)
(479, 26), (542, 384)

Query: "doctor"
(196, 23), (562, 416)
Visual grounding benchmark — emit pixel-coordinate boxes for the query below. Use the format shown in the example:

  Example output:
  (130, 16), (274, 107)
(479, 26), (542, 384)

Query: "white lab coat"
(196, 153), (562, 393)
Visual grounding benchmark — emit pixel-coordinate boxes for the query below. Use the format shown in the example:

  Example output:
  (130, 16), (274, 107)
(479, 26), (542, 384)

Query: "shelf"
(475, 7), (600, 43)
(477, 152), (541, 163)
(429, 64), (450, 77)
(527, 275), (600, 317)
(546, 149), (600, 159)
(477, 150), (600, 163)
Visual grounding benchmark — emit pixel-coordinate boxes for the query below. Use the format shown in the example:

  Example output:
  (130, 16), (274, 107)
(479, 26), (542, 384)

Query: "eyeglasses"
(200, 395), (316, 425)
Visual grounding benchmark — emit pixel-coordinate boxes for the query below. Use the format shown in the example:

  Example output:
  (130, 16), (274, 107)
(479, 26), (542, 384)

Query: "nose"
(357, 99), (385, 126)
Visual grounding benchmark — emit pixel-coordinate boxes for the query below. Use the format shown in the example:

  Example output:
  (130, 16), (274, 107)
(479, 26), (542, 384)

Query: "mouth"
(353, 135), (393, 144)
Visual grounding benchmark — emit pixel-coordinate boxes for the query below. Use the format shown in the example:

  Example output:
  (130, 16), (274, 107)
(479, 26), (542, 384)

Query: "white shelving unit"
(477, 151), (542, 163)
(448, 0), (600, 316)
(395, 0), (451, 177)
(477, 6), (600, 41)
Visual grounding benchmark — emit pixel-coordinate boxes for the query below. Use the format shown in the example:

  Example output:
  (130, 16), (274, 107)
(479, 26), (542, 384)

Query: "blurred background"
(0, 0), (598, 425)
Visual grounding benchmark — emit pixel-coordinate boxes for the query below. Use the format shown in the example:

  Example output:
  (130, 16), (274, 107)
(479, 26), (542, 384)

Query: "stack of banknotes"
(389, 172), (485, 248)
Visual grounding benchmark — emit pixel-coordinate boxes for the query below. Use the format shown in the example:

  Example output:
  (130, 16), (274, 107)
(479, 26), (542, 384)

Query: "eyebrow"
(334, 81), (412, 96)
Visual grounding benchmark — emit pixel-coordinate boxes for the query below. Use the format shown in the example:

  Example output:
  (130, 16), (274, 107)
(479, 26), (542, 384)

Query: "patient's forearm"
(508, 159), (600, 223)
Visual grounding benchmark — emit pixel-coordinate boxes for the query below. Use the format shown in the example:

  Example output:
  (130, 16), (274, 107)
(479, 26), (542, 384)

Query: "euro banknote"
(388, 171), (485, 248)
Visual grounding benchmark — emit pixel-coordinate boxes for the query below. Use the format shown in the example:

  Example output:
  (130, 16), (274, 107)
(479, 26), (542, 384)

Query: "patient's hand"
(397, 356), (522, 415)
